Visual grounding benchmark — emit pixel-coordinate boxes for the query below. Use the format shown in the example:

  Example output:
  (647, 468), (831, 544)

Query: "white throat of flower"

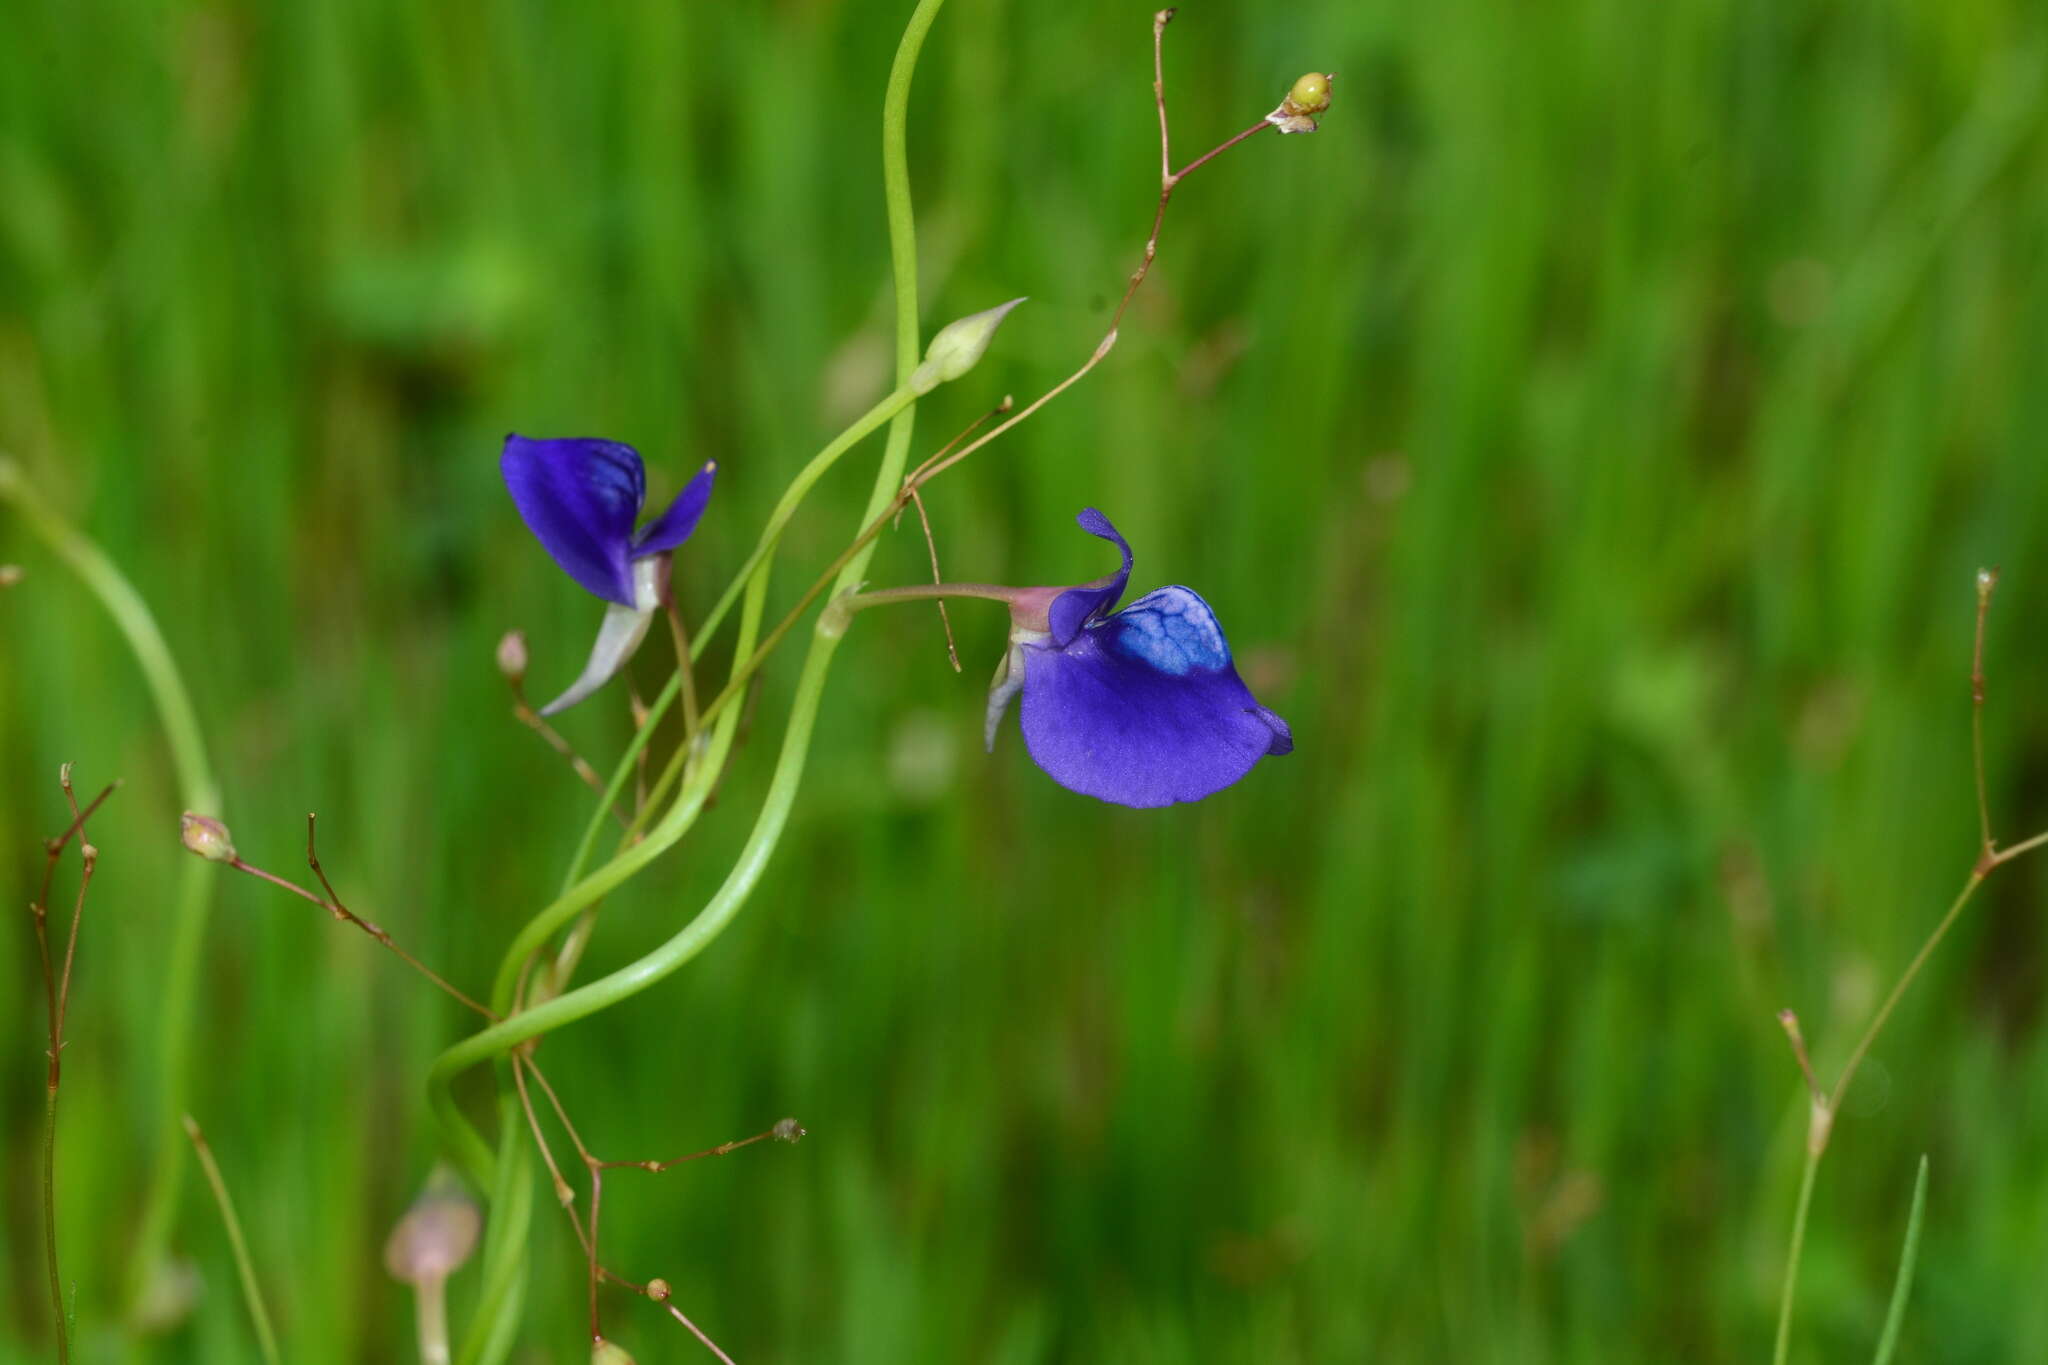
(537, 556), (663, 717)
(984, 624), (1050, 751)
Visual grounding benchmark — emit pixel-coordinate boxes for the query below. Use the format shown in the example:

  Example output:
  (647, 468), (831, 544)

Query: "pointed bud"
(384, 1167), (482, 1285)
(773, 1116), (806, 1143)
(592, 1342), (638, 1365)
(909, 298), (1027, 395)
(496, 629), (529, 685)
(179, 812), (237, 864)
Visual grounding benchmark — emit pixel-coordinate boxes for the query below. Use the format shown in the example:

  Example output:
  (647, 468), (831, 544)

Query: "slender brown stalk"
(1971, 567), (1999, 866)
(31, 767), (116, 1364)
(507, 669), (633, 830)
(218, 819), (495, 1019)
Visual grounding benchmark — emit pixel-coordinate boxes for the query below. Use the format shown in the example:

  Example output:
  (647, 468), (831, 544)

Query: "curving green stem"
(0, 457), (222, 1330)
(441, 10), (946, 1359)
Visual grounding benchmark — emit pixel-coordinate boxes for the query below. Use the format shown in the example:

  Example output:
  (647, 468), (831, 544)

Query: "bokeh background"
(6, 0), (2048, 1360)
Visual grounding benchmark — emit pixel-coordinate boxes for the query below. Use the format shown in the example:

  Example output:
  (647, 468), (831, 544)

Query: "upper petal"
(501, 435), (648, 605)
(1017, 586), (1290, 807)
(632, 460), (717, 557)
(1046, 507), (1134, 646)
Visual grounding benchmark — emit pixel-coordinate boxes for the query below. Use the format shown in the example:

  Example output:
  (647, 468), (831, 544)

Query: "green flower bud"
(773, 1116), (806, 1143)
(909, 298), (1027, 395)
(1269, 71), (1334, 135)
(592, 1341), (638, 1365)
(179, 812), (237, 864)
(1287, 72), (1332, 115)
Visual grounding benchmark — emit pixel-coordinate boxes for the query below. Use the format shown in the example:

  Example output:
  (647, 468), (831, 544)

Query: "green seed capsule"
(1288, 72), (1332, 115)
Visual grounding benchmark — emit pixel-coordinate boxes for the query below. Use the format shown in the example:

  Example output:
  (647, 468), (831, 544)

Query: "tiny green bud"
(0, 564), (23, 588)
(179, 812), (237, 863)
(1269, 71), (1334, 134)
(909, 297), (1027, 395)
(592, 1341), (638, 1365)
(1287, 72), (1331, 115)
(645, 1277), (672, 1302)
(773, 1116), (806, 1143)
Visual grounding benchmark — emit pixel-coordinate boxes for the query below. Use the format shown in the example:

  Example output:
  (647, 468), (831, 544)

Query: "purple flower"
(987, 509), (1292, 808)
(500, 434), (715, 714)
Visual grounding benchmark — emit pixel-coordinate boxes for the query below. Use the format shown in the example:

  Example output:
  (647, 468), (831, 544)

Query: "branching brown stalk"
(503, 952), (794, 1363)
(1771, 568), (2048, 1362)
(30, 764), (116, 1365)
(218, 815), (496, 1020)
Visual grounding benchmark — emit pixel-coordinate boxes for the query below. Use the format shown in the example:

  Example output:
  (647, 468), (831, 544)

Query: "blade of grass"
(1872, 1156), (1930, 1365)
(183, 1116), (281, 1365)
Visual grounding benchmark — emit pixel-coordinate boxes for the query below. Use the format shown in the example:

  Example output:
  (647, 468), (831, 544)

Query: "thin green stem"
(1772, 1140), (1822, 1365)
(0, 457), (222, 1327)
(1829, 873), (1984, 1116)
(690, 383), (915, 656)
(184, 1117), (281, 1365)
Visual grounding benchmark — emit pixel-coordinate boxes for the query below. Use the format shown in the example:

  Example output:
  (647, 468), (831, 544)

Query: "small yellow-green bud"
(645, 1277), (672, 1302)
(1287, 72), (1332, 115)
(0, 564), (23, 588)
(773, 1116), (806, 1143)
(909, 298), (1027, 395)
(179, 812), (237, 863)
(592, 1341), (638, 1365)
(1269, 71), (1334, 135)
(496, 629), (529, 684)
(384, 1167), (481, 1285)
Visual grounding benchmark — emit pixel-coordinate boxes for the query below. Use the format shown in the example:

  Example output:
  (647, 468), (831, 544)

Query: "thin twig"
(508, 668), (633, 830)
(220, 821), (495, 1019)
(907, 487), (960, 670)
(184, 1116), (282, 1365)
(33, 766), (112, 1365)
(1971, 567), (1999, 866)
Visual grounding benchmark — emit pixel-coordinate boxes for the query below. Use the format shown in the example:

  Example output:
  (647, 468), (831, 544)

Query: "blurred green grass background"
(5, 0), (2048, 1360)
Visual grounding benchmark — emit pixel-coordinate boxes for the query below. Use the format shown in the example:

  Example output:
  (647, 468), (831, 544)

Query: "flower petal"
(632, 460), (717, 557)
(536, 599), (656, 716)
(1017, 586), (1289, 807)
(501, 435), (647, 605)
(1046, 507), (1134, 646)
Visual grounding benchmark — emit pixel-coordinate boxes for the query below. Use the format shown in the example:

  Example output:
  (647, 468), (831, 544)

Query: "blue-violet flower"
(987, 509), (1292, 808)
(500, 434), (715, 715)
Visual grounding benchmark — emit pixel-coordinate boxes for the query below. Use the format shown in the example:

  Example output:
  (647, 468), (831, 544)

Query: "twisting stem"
(184, 1117), (282, 1365)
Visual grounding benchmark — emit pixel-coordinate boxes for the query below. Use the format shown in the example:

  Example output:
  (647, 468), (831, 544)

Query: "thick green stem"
(0, 458), (221, 1327)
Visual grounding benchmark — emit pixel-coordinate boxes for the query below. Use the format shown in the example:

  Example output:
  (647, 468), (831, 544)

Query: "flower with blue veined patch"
(984, 508), (1292, 807)
(500, 434), (715, 715)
